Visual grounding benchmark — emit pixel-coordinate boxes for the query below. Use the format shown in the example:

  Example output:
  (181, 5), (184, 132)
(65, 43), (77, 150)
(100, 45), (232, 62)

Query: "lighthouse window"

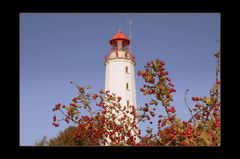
(125, 66), (129, 74)
(122, 42), (127, 51)
(127, 100), (129, 107)
(113, 41), (117, 50)
(126, 83), (129, 90)
(117, 41), (123, 51)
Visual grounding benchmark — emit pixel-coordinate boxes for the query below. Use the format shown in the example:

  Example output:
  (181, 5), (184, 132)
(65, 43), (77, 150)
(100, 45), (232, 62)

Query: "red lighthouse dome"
(109, 29), (130, 45)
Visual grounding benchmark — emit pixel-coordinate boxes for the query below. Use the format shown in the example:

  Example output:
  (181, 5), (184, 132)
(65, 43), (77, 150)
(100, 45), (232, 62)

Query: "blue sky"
(20, 13), (220, 146)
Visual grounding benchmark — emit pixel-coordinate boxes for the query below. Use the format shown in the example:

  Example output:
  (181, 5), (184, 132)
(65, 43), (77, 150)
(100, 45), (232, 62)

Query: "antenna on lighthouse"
(127, 19), (132, 40)
(127, 19), (133, 51)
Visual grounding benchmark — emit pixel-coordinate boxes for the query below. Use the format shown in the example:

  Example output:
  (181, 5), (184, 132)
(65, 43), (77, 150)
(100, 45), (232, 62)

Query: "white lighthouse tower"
(104, 28), (137, 111)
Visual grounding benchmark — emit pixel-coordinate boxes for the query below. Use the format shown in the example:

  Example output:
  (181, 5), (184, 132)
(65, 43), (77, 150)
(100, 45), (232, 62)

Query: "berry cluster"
(51, 54), (221, 146)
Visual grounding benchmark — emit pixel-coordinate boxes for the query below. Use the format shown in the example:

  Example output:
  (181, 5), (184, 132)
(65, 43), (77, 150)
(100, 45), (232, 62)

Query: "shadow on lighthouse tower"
(104, 29), (140, 145)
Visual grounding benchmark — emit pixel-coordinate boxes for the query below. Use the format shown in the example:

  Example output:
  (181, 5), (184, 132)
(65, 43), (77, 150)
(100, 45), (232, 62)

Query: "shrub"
(50, 52), (220, 146)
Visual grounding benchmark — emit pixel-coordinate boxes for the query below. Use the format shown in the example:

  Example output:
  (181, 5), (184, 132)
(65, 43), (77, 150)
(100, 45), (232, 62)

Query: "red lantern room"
(105, 29), (135, 64)
(109, 28), (130, 51)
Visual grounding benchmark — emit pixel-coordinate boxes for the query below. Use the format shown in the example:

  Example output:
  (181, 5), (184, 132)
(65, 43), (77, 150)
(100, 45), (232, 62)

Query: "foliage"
(35, 126), (90, 146)
(50, 52), (221, 146)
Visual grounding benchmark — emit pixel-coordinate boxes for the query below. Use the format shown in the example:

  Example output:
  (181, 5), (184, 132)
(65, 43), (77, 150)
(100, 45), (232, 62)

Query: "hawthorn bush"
(51, 53), (220, 146)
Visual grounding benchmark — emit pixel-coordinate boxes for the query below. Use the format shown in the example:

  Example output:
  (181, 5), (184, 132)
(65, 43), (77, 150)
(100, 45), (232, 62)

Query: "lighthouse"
(104, 29), (137, 112)
(103, 28), (140, 145)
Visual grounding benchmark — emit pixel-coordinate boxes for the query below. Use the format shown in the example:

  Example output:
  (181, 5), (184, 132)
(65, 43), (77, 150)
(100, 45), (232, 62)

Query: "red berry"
(141, 72), (146, 76)
(70, 103), (77, 107)
(169, 133), (175, 140)
(160, 60), (165, 66)
(166, 94), (170, 99)
(186, 129), (191, 135)
(214, 119), (220, 128)
(146, 115), (150, 120)
(150, 121), (153, 124)
(82, 115), (90, 122)
(195, 114), (200, 120)
(92, 94), (98, 100)
(168, 116), (172, 120)
(53, 116), (56, 121)
(96, 101), (103, 107)
(171, 107), (176, 113)
(102, 109), (107, 114)
(213, 111), (217, 116)
(117, 96), (122, 102)
(65, 117), (69, 123)
(137, 70), (141, 76)
(214, 122), (220, 128)
(150, 111), (155, 117)
(195, 103), (200, 108)
(143, 106), (148, 112)
(55, 123), (59, 127)
(183, 121), (189, 126)
(161, 121), (166, 127)
(55, 103), (61, 109)
(72, 98), (78, 103)
(167, 108), (171, 113)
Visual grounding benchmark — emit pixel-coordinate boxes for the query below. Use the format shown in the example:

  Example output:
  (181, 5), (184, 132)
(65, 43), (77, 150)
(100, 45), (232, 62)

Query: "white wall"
(105, 58), (137, 108)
